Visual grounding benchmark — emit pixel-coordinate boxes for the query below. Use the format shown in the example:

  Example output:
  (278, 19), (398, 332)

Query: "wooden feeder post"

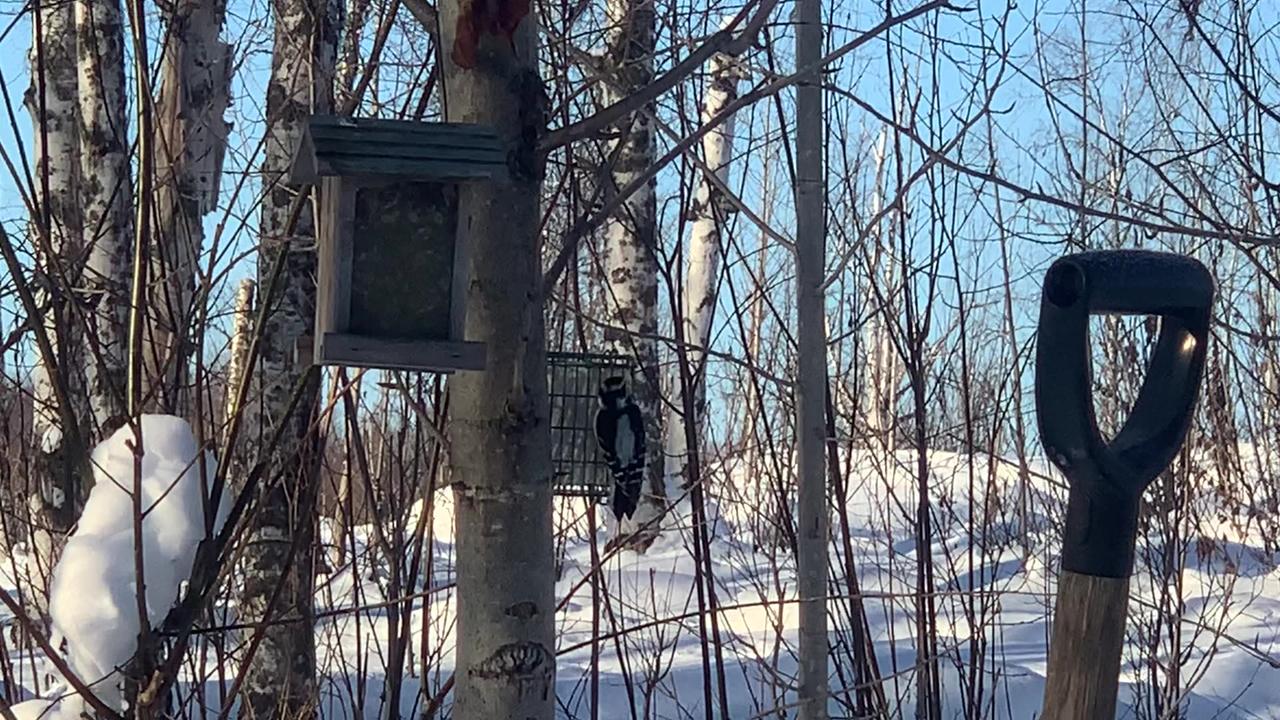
(289, 116), (508, 372)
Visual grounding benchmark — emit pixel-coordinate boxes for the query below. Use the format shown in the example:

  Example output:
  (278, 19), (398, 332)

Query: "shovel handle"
(1036, 250), (1212, 577)
(1036, 251), (1213, 720)
(1042, 572), (1131, 720)
(1043, 250), (1214, 316)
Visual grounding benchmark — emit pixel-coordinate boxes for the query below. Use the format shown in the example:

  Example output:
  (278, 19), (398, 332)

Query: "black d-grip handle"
(1036, 250), (1213, 578)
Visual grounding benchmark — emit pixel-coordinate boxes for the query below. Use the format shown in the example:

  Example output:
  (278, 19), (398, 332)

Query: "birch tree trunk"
(335, 0), (373, 108)
(744, 111), (772, 535)
(1262, 324), (1278, 437)
(150, 0), (233, 411)
(438, 0), (554, 715)
(602, 0), (665, 550)
(26, 0), (87, 611)
(332, 456), (351, 568)
(794, 0), (829, 715)
(238, 0), (339, 715)
(665, 46), (742, 497)
(224, 278), (255, 424)
(861, 129), (900, 453)
(75, 0), (133, 432)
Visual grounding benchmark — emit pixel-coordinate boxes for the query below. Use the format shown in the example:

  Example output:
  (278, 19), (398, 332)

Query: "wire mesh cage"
(548, 351), (633, 499)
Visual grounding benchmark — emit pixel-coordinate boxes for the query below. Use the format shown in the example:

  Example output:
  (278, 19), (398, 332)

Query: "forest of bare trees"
(0, 0), (1275, 716)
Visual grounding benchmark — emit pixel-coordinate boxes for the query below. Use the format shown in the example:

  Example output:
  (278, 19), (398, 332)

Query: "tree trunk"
(601, 0), (665, 550)
(224, 278), (255, 424)
(26, 0), (88, 618)
(75, 0), (133, 432)
(743, 112), (771, 536)
(437, 2), (554, 716)
(665, 44), (742, 505)
(862, 129), (899, 453)
(335, 0), (373, 108)
(332, 456), (351, 568)
(237, 0), (339, 715)
(150, 0), (233, 411)
(794, 0), (829, 715)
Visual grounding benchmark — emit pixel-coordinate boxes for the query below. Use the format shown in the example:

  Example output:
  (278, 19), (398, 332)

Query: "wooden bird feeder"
(289, 116), (508, 372)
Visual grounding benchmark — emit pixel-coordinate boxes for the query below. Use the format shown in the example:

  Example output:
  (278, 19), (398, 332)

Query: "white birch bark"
(150, 0), (233, 410)
(861, 129), (900, 452)
(224, 278), (255, 424)
(665, 47), (742, 493)
(335, 0), (372, 108)
(331, 456), (350, 568)
(744, 145), (769, 496)
(602, 0), (666, 548)
(75, 0), (133, 431)
(794, 0), (829, 715)
(26, 0), (86, 609)
(438, 3), (555, 716)
(238, 0), (340, 714)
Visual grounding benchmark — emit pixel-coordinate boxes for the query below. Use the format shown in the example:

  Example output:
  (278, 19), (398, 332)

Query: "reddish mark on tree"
(451, 0), (532, 69)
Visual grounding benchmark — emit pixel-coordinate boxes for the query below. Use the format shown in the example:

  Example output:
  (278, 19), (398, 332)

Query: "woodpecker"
(594, 376), (646, 521)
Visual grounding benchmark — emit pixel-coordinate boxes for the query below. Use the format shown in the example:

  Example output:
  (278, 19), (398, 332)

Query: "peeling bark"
(665, 46), (743, 496)
(601, 0), (665, 549)
(438, 0), (554, 715)
(237, 0), (340, 715)
(150, 0), (233, 411)
(449, 0), (531, 69)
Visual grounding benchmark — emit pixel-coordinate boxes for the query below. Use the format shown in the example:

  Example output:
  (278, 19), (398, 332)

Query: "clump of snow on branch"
(44, 414), (227, 713)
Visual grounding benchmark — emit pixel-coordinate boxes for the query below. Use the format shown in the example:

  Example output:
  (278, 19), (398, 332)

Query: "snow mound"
(47, 415), (228, 713)
(7, 695), (82, 720)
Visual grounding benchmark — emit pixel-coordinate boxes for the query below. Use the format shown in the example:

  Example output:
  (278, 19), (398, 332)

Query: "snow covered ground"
(308, 448), (1280, 718)
(4, 438), (1280, 718)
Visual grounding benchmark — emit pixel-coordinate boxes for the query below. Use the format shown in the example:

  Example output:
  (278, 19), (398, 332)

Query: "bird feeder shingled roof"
(289, 116), (509, 184)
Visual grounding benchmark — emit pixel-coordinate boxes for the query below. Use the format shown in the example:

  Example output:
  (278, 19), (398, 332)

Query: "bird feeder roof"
(289, 116), (509, 184)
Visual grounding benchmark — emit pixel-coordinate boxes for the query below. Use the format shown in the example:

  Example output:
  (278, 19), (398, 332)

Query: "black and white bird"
(594, 376), (646, 521)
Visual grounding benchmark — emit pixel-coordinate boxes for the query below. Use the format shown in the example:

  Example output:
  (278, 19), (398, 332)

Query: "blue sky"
(0, 0), (276, 368)
(0, 0), (1253, 445)
(0, 0), (1092, 422)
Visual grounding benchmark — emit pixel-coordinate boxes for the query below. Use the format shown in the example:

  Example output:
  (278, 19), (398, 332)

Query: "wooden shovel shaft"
(1042, 571), (1131, 720)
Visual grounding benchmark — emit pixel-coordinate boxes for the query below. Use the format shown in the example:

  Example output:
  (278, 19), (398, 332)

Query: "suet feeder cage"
(548, 351), (634, 499)
(289, 116), (509, 372)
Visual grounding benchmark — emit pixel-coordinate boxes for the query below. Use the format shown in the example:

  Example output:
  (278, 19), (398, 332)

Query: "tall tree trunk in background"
(743, 113), (771, 527)
(602, 0), (665, 550)
(149, 0), (233, 411)
(861, 129), (899, 453)
(238, 0), (339, 715)
(438, 0), (554, 715)
(25, 0), (88, 615)
(665, 45), (742, 505)
(75, 0), (133, 433)
(794, 0), (829, 715)
(225, 278), (255, 425)
(331, 455), (351, 568)
(1259, 287), (1278, 497)
(335, 0), (373, 108)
